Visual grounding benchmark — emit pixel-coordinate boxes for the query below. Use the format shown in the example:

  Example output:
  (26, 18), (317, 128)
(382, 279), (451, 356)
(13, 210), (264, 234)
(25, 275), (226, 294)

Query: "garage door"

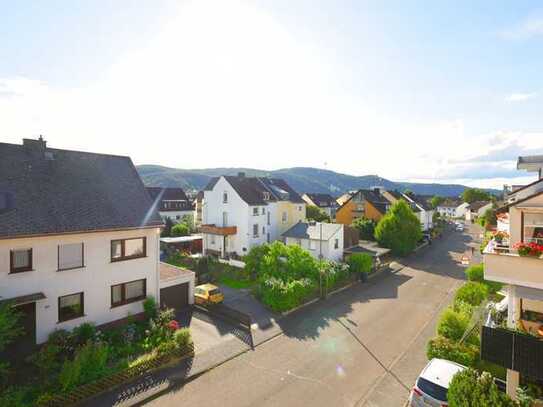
(160, 283), (189, 311)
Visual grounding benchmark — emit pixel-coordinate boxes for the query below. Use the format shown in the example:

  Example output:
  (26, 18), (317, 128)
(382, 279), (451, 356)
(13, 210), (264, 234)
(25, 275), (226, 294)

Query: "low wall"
(218, 258), (246, 268)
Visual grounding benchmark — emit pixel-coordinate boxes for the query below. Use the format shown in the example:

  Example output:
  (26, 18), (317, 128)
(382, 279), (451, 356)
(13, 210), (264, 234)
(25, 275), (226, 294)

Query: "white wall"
(0, 227), (161, 343)
(284, 227), (343, 262)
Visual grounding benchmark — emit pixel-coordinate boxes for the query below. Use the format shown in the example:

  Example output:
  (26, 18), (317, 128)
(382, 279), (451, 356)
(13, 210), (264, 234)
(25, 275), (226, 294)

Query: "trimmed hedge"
(454, 282), (489, 306)
(426, 336), (479, 367)
(447, 369), (515, 407)
(259, 277), (317, 312)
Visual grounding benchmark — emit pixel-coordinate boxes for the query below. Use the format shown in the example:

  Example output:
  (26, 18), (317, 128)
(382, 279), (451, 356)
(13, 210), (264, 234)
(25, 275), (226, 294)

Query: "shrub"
(465, 264), (503, 294)
(347, 253), (373, 274)
(322, 261), (351, 288)
(447, 369), (515, 407)
(375, 200), (422, 256)
(454, 282), (489, 306)
(259, 277), (317, 312)
(437, 307), (471, 342)
(0, 386), (32, 407)
(351, 217), (376, 241)
(143, 297), (158, 320)
(59, 342), (110, 392)
(0, 301), (24, 382)
(71, 322), (96, 346)
(171, 223), (190, 237)
(244, 244), (271, 279)
(173, 328), (192, 349)
(426, 336), (479, 367)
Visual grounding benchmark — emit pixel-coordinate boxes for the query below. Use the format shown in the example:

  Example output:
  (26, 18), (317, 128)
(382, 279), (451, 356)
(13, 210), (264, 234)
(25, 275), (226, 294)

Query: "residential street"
(144, 226), (475, 407)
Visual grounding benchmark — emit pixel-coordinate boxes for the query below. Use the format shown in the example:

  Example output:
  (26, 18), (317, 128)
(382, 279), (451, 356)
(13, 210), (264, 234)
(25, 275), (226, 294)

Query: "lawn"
(217, 275), (255, 290)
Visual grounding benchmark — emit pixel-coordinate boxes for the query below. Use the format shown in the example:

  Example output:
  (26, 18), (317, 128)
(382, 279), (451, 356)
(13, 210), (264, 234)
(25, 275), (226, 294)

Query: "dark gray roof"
(518, 155), (543, 168)
(282, 222), (342, 241)
(304, 193), (337, 208)
(260, 178), (305, 204)
(0, 139), (162, 239)
(146, 187), (192, 211)
(469, 201), (492, 212)
(409, 194), (433, 211)
(438, 198), (463, 208)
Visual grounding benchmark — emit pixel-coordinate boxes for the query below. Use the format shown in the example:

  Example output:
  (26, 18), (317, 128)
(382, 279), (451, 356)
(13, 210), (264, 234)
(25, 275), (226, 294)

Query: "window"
(267, 211), (271, 225)
(58, 243), (84, 271)
(10, 249), (32, 273)
(223, 192), (228, 203)
(111, 237), (146, 262)
(296, 239), (302, 246)
(298, 206), (302, 212)
(282, 212), (287, 223)
(222, 211), (228, 227)
(111, 279), (146, 307)
(334, 239), (339, 249)
(253, 224), (259, 237)
(523, 212), (543, 244)
(262, 207), (265, 215)
(58, 292), (84, 322)
(210, 234), (216, 245)
(262, 226), (265, 235)
(253, 207), (259, 216)
(309, 240), (316, 250)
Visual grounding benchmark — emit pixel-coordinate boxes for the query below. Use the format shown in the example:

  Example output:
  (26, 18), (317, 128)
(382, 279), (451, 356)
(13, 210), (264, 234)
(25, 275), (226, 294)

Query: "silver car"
(409, 358), (465, 406)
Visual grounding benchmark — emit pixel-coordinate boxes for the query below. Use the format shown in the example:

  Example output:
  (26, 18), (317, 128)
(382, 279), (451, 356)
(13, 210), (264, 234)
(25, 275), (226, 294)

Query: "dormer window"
(263, 192), (271, 201)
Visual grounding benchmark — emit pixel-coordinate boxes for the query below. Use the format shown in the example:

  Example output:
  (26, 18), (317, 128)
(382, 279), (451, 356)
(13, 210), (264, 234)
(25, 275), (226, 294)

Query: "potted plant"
(493, 231), (509, 245)
(513, 242), (543, 258)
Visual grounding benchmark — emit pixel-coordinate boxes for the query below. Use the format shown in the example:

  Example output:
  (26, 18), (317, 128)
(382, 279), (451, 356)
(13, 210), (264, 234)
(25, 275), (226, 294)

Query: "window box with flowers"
(513, 242), (543, 258)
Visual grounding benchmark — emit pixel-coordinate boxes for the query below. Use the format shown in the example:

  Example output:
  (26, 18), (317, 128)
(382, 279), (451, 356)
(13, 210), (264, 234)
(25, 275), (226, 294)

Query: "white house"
(146, 187), (193, 224)
(0, 138), (193, 352)
(465, 201), (493, 222)
(201, 173), (305, 258)
(282, 222), (344, 262)
(436, 199), (469, 219)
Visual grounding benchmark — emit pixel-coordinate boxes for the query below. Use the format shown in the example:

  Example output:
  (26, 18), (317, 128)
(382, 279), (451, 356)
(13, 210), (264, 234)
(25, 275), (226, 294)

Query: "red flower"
(168, 320), (180, 331)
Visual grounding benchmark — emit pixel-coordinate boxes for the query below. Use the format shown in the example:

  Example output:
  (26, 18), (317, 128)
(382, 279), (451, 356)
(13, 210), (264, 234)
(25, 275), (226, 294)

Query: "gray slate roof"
(282, 222), (342, 241)
(0, 139), (162, 239)
(304, 193), (337, 208)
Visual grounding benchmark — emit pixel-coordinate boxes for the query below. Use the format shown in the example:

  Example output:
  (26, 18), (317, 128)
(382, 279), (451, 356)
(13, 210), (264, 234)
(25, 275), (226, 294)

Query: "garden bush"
(426, 336), (479, 367)
(259, 277), (317, 312)
(173, 328), (192, 349)
(454, 282), (489, 306)
(143, 296), (158, 320)
(347, 253), (373, 275)
(437, 307), (471, 342)
(447, 369), (515, 407)
(375, 200), (422, 256)
(71, 322), (96, 346)
(465, 264), (503, 294)
(322, 261), (352, 288)
(59, 342), (110, 392)
(351, 217), (376, 240)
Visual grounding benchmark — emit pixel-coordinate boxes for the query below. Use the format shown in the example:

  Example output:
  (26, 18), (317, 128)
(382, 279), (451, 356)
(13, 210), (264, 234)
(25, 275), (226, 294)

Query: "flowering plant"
(493, 231), (509, 242)
(513, 242), (543, 257)
(167, 320), (180, 331)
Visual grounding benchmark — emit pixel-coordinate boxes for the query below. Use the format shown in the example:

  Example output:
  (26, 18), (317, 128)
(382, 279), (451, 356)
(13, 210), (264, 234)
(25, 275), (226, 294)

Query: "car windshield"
(417, 377), (448, 402)
(208, 289), (221, 296)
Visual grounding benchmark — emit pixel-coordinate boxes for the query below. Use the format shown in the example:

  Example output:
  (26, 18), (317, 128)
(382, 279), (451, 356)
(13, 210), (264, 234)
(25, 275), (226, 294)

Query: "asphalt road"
(146, 227), (473, 407)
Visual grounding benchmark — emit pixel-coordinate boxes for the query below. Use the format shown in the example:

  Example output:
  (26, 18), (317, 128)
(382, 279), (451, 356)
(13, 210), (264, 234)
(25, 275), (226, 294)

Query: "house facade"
(465, 201), (493, 222)
(436, 199), (469, 219)
(335, 188), (390, 225)
(0, 138), (173, 349)
(282, 222), (344, 262)
(201, 173), (305, 258)
(481, 162), (543, 399)
(302, 193), (338, 219)
(382, 190), (434, 232)
(146, 187), (193, 223)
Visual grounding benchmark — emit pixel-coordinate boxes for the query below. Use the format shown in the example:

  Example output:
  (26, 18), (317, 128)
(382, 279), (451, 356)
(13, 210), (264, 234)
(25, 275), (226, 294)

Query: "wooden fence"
(38, 343), (194, 407)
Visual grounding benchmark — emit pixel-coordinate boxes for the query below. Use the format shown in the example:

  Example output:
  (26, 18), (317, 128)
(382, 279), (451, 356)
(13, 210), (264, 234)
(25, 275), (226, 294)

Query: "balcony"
(200, 224), (237, 236)
(484, 240), (543, 290)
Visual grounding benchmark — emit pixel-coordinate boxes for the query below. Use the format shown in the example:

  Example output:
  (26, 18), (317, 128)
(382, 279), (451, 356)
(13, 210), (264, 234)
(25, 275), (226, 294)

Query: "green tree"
(478, 208), (497, 229)
(374, 200), (422, 256)
(461, 188), (491, 204)
(430, 195), (445, 209)
(347, 253), (373, 274)
(454, 282), (489, 306)
(171, 222), (190, 237)
(306, 205), (330, 222)
(447, 369), (515, 407)
(181, 214), (195, 231)
(0, 302), (23, 384)
(432, 211), (442, 224)
(351, 217), (376, 240)
(161, 217), (174, 237)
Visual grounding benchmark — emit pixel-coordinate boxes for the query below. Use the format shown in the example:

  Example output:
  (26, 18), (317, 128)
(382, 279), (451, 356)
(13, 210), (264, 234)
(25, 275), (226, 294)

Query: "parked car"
(409, 358), (465, 406)
(194, 283), (224, 305)
(455, 224), (464, 232)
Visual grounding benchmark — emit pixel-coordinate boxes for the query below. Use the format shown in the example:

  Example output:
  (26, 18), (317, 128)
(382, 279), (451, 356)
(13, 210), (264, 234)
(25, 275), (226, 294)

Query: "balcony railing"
(481, 311), (543, 380)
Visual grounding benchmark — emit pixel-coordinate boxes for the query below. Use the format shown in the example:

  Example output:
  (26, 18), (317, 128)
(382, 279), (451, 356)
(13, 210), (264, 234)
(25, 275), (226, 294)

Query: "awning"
(0, 292), (46, 307)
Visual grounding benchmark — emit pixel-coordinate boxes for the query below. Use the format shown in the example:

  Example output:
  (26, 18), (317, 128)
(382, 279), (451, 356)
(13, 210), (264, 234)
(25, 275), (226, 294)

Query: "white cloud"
(501, 17), (543, 40)
(505, 92), (537, 102)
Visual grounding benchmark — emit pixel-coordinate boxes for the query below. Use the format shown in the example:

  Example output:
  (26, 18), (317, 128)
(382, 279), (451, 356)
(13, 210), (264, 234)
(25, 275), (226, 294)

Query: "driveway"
(176, 308), (252, 354)
(146, 228), (472, 407)
(219, 285), (283, 345)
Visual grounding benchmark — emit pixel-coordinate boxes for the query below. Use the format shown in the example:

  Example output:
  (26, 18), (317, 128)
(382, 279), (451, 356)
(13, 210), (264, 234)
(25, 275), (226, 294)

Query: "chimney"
(23, 135), (47, 150)
(238, 172), (245, 178)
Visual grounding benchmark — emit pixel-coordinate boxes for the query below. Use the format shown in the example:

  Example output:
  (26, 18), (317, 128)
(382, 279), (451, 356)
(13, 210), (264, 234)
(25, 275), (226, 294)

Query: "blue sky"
(1, 1), (542, 188)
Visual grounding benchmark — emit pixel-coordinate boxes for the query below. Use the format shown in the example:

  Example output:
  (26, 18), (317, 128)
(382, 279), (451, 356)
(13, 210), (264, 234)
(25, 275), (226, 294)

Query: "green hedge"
(259, 277), (317, 312)
(465, 263), (503, 294)
(454, 282), (489, 306)
(447, 369), (515, 407)
(426, 336), (479, 367)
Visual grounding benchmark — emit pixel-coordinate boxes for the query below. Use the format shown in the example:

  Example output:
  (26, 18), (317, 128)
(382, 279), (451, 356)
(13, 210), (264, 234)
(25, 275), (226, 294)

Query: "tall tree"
(430, 195), (445, 209)
(351, 217), (376, 241)
(462, 188), (491, 204)
(306, 205), (330, 222)
(375, 200), (422, 256)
